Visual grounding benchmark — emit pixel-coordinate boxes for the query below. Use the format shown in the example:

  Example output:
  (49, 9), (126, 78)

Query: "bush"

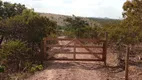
(0, 40), (31, 72)
(30, 64), (43, 73)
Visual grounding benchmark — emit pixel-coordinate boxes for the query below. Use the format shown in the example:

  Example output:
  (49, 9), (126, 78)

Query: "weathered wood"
(103, 32), (108, 65)
(74, 40), (76, 60)
(46, 37), (105, 42)
(47, 51), (103, 54)
(48, 58), (103, 61)
(47, 45), (103, 48)
(103, 42), (107, 65)
(43, 37), (107, 63)
(125, 45), (130, 80)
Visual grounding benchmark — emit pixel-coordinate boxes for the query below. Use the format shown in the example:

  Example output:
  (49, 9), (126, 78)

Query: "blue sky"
(3, 0), (126, 19)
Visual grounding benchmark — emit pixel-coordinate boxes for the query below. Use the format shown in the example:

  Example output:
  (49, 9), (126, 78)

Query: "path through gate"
(41, 36), (107, 65)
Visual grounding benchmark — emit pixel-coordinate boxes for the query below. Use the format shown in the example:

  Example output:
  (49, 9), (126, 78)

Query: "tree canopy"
(104, 0), (142, 45)
(0, 0), (26, 19)
(64, 16), (88, 38)
(0, 0), (57, 47)
(121, 0), (142, 44)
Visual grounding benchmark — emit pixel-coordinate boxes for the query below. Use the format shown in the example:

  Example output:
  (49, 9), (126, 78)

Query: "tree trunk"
(0, 35), (4, 48)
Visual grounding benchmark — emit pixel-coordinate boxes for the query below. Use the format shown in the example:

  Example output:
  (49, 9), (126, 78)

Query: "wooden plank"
(47, 45), (103, 48)
(47, 51), (103, 54)
(46, 37), (72, 40)
(78, 39), (105, 42)
(125, 45), (130, 80)
(45, 37), (106, 62)
(103, 42), (107, 65)
(74, 40), (76, 60)
(103, 32), (108, 65)
(48, 58), (103, 61)
(46, 37), (105, 42)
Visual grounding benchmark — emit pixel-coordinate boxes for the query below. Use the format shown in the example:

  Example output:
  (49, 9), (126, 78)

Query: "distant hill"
(88, 17), (121, 25)
(39, 13), (120, 27)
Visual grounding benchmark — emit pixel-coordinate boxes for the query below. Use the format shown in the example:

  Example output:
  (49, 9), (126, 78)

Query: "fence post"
(103, 42), (107, 65)
(125, 45), (130, 80)
(103, 32), (108, 65)
(74, 39), (76, 60)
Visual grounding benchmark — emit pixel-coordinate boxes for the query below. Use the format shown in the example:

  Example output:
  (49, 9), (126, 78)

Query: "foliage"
(64, 16), (101, 38)
(30, 64), (43, 73)
(101, 0), (142, 45)
(101, 21), (121, 42)
(27, 14), (57, 44)
(64, 16), (103, 38)
(0, 0), (26, 19)
(89, 17), (120, 27)
(120, 0), (142, 45)
(1, 9), (57, 47)
(0, 0), (27, 46)
(0, 40), (31, 72)
(64, 16), (88, 38)
(0, 1), (57, 79)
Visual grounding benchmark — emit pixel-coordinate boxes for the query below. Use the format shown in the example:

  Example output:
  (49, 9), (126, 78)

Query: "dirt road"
(26, 36), (108, 80)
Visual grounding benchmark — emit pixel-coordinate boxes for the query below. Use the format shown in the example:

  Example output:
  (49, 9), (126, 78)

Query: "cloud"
(3, 0), (126, 19)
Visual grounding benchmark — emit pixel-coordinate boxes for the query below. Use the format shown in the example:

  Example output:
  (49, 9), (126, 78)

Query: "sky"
(3, 0), (126, 19)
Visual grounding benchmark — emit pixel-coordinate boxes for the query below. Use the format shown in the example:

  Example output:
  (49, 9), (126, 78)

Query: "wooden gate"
(41, 37), (107, 65)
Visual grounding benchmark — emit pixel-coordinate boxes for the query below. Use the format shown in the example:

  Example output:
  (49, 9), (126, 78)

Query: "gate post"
(103, 42), (107, 65)
(103, 32), (108, 65)
(125, 45), (130, 80)
(73, 39), (76, 60)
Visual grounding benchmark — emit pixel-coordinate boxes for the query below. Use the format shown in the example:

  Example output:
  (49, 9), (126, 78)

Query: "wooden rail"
(45, 37), (106, 42)
(47, 45), (103, 48)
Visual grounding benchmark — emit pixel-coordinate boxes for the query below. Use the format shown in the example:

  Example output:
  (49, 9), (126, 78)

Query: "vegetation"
(121, 0), (142, 44)
(0, 40), (31, 72)
(0, 0), (57, 79)
(0, 0), (142, 79)
(0, 0), (26, 45)
(104, 0), (142, 45)
(64, 16), (102, 38)
(0, 0), (26, 19)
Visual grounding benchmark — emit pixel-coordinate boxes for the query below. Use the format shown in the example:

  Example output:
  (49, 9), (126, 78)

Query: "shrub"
(0, 40), (31, 72)
(30, 64), (43, 73)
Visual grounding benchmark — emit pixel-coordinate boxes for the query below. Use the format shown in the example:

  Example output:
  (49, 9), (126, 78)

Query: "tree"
(107, 0), (142, 45)
(0, 0), (26, 19)
(121, 0), (142, 45)
(0, 0), (26, 45)
(64, 16), (89, 38)
(1, 9), (57, 49)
